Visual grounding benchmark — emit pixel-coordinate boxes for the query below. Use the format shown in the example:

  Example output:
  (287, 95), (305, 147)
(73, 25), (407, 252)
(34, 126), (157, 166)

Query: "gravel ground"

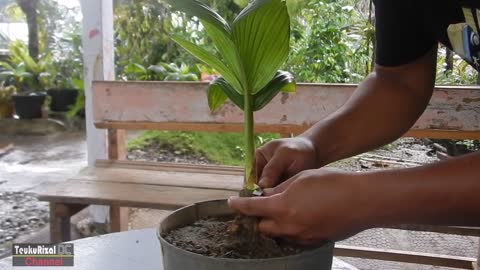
(127, 142), (213, 165)
(0, 192), (49, 256)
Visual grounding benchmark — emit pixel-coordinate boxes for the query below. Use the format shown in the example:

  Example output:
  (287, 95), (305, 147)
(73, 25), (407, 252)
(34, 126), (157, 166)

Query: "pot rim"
(157, 199), (334, 263)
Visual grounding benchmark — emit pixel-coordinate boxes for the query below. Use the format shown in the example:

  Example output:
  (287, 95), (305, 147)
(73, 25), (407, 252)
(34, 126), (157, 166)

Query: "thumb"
(228, 195), (281, 217)
(258, 152), (290, 188)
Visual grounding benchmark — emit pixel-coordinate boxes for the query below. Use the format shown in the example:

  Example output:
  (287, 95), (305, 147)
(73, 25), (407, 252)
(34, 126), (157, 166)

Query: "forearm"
(301, 73), (430, 166)
(362, 152), (480, 227)
(300, 47), (437, 167)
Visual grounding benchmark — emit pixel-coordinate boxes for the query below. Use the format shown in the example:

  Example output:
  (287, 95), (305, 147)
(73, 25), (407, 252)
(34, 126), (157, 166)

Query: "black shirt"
(374, 0), (480, 72)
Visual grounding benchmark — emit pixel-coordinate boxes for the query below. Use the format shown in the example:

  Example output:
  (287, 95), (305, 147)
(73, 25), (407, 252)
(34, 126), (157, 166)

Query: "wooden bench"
(36, 81), (480, 269)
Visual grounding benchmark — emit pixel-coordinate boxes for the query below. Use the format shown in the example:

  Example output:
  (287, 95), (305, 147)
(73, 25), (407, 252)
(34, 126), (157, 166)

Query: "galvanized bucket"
(157, 199), (334, 270)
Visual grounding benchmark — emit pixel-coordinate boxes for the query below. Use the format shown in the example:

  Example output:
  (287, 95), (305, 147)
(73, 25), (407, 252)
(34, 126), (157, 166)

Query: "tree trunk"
(17, 0), (39, 61)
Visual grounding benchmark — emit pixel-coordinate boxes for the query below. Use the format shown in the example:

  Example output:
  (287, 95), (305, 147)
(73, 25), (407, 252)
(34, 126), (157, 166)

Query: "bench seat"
(35, 161), (243, 242)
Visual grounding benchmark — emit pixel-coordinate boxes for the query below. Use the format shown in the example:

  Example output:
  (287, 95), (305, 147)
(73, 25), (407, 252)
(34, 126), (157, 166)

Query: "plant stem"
(244, 92), (256, 191)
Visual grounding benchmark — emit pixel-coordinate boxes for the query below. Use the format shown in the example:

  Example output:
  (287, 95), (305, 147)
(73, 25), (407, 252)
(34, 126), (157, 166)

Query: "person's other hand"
(256, 137), (319, 188)
(229, 169), (374, 245)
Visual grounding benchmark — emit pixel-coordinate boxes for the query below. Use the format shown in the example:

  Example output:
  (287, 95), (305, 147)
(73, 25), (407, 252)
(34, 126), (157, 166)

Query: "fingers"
(255, 149), (269, 184)
(228, 195), (282, 217)
(258, 152), (289, 188)
(260, 219), (322, 246)
(258, 218), (283, 237)
(263, 177), (297, 196)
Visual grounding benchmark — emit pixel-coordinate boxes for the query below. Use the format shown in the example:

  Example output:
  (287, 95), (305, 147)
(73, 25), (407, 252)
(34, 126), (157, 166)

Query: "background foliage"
(0, 0), (477, 162)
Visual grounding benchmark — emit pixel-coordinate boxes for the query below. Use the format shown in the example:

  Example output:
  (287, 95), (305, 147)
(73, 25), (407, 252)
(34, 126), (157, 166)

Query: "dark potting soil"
(162, 216), (307, 259)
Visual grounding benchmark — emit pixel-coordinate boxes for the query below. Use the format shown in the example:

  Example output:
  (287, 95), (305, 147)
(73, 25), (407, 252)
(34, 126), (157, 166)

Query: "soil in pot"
(12, 94), (46, 119)
(162, 215), (308, 259)
(47, 89), (78, 112)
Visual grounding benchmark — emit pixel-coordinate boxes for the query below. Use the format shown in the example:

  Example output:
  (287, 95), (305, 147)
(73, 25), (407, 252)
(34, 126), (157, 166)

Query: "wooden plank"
(93, 81), (480, 133)
(95, 121), (480, 140)
(335, 245), (476, 269)
(73, 167), (243, 191)
(110, 206), (128, 232)
(95, 121), (302, 134)
(107, 129), (126, 160)
(37, 180), (237, 210)
(95, 159), (243, 175)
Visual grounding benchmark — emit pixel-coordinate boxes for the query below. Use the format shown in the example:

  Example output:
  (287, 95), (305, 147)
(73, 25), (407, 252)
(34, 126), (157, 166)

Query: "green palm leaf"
(232, 0), (290, 94)
(208, 71), (295, 112)
(171, 35), (243, 92)
(201, 20), (246, 92)
(253, 70), (295, 111)
(164, 0), (294, 192)
(207, 76), (244, 112)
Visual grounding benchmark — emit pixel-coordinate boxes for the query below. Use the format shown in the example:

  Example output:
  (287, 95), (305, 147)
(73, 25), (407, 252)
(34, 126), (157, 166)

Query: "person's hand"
(229, 169), (375, 245)
(256, 136), (319, 188)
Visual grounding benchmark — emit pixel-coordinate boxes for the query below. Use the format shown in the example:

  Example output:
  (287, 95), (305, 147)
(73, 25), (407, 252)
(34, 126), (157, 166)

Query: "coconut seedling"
(165, 0), (295, 195)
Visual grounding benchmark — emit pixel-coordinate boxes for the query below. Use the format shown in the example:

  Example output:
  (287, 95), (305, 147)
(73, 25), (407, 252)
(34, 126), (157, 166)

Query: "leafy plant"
(165, 0), (295, 192)
(0, 40), (53, 92)
(114, 0), (244, 79)
(0, 81), (17, 102)
(0, 61), (34, 91)
(66, 77), (85, 119)
(123, 62), (199, 81)
(436, 47), (479, 85)
(156, 62), (199, 81)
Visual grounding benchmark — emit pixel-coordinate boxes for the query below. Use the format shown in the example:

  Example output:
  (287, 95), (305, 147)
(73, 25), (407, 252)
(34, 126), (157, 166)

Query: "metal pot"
(157, 199), (334, 270)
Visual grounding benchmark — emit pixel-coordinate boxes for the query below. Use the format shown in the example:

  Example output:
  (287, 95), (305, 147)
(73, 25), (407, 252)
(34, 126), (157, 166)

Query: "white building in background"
(0, 22), (28, 43)
(0, 22), (27, 56)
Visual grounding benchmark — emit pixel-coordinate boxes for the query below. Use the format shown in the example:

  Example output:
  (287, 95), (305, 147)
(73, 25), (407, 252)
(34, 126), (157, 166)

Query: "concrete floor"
(0, 131), (170, 249)
(0, 132), (87, 192)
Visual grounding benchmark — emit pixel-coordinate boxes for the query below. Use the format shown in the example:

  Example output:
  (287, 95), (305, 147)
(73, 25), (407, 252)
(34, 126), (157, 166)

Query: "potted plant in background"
(157, 0), (334, 269)
(40, 72), (79, 112)
(0, 82), (16, 118)
(0, 41), (48, 119)
(0, 60), (46, 119)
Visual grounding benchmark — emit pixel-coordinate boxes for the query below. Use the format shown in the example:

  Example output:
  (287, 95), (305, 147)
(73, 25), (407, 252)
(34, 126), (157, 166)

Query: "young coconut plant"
(164, 0), (295, 195)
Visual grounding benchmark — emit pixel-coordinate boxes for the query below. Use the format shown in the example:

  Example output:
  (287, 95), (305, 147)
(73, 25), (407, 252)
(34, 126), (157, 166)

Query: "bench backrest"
(93, 81), (480, 139)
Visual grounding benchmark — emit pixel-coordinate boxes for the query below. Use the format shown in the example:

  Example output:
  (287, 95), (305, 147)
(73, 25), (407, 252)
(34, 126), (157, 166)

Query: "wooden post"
(107, 129), (126, 160)
(110, 206), (128, 232)
(107, 129), (128, 232)
(80, 0), (115, 225)
(49, 203), (87, 243)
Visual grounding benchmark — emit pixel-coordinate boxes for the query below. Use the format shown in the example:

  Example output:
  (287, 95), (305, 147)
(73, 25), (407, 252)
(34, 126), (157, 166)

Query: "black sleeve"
(374, 0), (436, 66)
